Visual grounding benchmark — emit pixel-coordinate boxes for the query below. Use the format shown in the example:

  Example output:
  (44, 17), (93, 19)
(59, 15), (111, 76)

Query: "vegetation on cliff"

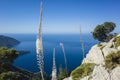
(0, 47), (50, 80)
(114, 36), (120, 48)
(0, 47), (18, 65)
(71, 63), (96, 80)
(0, 71), (30, 80)
(0, 47), (31, 80)
(105, 51), (120, 70)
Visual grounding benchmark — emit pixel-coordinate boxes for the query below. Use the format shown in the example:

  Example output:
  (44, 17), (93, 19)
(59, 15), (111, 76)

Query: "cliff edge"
(64, 34), (120, 80)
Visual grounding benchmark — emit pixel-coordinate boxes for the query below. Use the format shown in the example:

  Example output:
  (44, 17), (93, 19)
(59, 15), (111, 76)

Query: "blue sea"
(4, 34), (98, 75)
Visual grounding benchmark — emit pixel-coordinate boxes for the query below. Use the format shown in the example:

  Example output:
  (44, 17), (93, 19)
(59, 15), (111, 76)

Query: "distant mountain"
(0, 35), (20, 47)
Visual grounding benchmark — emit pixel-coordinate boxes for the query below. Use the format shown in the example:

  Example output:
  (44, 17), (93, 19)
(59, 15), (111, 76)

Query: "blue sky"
(0, 0), (120, 34)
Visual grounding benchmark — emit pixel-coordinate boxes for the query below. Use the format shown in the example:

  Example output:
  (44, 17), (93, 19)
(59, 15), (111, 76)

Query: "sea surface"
(4, 34), (98, 75)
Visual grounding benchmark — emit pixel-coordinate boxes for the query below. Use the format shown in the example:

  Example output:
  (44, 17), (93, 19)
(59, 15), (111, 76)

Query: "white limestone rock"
(64, 34), (120, 80)
(63, 77), (72, 80)
(82, 45), (104, 64)
(105, 38), (115, 48)
(102, 37), (118, 56)
(83, 36), (119, 65)
(110, 67), (120, 80)
(92, 65), (110, 80)
(118, 46), (120, 51)
(102, 47), (118, 56)
(116, 34), (120, 37)
(92, 65), (120, 80)
(66, 66), (120, 80)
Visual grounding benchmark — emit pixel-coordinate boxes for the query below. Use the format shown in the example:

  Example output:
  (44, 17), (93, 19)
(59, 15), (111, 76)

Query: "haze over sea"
(3, 34), (98, 75)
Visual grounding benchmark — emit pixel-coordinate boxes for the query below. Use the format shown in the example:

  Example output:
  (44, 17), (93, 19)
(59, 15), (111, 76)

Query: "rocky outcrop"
(82, 45), (104, 64)
(83, 35), (120, 65)
(64, 77), (72, 80)
(64, 34), (120, 80)
(92, 65), (110, 80)
(111, 67), (120, 80)
(92, 65), (120, 80)
(118, 46), (120, 50)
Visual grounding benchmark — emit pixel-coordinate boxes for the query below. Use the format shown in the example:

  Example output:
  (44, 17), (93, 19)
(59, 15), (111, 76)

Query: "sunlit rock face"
(111, 67), (120, 80)
(64, 34), (120, 80)
(102, 38), (118, 57)
(63, 77), (72, 80)
(82, 45), (104, 64)
(92, 65), (110, 80)
(92, 66), (120, 80)
(82, 35), (120, 65)
(118, 46), (120, 50)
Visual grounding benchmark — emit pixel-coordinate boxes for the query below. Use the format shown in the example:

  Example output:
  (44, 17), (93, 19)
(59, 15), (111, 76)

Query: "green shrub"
(0, 47), (18, 64)
(0, 71), (29, 80)
(71, 63), (96, 80)
(0, 47), (19, 73)
(105, 51), (120, 70)
(92, 22), (116, 42)
(114, 36), (120, 48)
(97, 42), (102, 47)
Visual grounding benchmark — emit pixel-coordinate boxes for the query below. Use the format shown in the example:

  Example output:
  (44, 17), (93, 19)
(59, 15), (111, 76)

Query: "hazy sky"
(0, 0), (120, 34)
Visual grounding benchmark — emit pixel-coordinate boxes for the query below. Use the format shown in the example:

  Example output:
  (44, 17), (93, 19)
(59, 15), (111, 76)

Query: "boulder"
(92, 65), (110, 80)
(92, 65), (120, 80)
(102, 46), (118, 56)
(82, 45), (104, 64)
(117, 46), (120, 51)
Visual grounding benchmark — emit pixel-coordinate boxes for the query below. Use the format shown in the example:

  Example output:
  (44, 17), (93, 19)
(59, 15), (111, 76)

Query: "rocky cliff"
(64, 34), (120, 80)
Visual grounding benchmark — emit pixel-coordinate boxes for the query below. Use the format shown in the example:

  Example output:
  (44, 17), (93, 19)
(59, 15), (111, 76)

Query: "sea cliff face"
(64, 34), (120, 80)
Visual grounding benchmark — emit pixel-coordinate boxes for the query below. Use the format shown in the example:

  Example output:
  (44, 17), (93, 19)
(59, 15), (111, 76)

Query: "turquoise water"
(4, 34), (98, 75)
